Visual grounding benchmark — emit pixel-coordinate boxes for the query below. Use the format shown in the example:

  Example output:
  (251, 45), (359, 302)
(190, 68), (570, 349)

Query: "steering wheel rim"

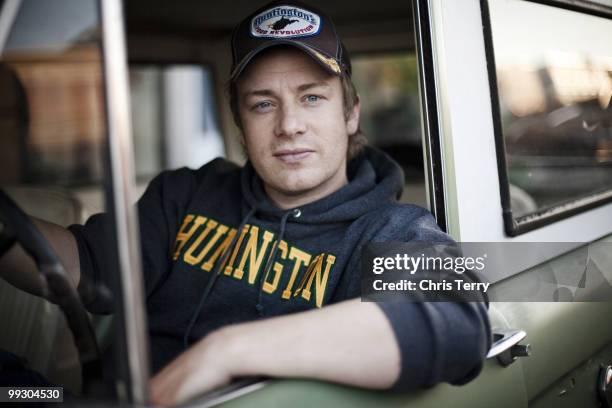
(0, 188), (104, 393)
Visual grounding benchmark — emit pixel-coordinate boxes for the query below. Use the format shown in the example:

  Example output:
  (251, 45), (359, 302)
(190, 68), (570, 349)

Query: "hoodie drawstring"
(183, 206), (257, 348)
(255, 208), (300, 316)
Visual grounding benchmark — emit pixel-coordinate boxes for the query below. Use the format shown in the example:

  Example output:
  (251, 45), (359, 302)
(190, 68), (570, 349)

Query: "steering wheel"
(0, 189), (104, 394)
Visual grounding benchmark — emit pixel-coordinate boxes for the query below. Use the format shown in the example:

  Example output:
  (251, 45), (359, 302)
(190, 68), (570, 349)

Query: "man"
(0, 1), (490, 406)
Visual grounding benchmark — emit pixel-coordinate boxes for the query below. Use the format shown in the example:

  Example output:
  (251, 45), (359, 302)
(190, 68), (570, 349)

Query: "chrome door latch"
(598, 365), (612, 408)
(487, 328), (531, 366)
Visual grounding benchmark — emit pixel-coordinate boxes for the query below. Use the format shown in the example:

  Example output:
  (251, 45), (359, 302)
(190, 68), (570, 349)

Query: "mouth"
(273, 148), (314, 164)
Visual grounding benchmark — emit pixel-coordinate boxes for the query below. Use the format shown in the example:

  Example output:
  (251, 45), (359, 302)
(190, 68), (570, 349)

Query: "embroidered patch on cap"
(250, 5), (321, 38)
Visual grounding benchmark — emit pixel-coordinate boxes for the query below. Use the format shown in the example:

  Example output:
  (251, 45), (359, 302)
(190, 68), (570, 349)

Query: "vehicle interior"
(1, 0), (612, 406)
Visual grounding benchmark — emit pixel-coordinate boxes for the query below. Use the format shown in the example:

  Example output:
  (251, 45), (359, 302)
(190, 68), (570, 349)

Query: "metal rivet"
(292, 209), (301, 218)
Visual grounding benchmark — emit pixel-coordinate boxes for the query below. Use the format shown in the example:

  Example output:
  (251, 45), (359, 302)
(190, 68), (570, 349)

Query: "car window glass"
(0, 0), (116, 398)
(2, 0), (104, 190)
(488, 0), (612, 225)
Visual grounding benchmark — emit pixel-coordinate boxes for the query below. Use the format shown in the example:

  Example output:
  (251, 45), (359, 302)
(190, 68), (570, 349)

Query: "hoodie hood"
(240, 146), (405, 224)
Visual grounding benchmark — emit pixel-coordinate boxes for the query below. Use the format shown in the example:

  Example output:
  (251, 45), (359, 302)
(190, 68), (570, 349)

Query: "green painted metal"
(491, 235), (612, 400)
(496, 302), (612, 402)
(217, 361), (527, 408)
(530, 342), (612, 408)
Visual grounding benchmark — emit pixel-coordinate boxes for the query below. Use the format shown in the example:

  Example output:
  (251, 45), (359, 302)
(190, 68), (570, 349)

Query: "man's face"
(237, 47), (360, 209)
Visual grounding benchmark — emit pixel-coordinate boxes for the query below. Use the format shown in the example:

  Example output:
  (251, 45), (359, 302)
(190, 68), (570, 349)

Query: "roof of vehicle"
(124, 0), (413, 42)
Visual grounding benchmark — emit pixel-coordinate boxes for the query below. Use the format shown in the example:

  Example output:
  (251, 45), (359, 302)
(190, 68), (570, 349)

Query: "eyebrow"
(297, 81), (330, 92)
(243, 81), (331, 98)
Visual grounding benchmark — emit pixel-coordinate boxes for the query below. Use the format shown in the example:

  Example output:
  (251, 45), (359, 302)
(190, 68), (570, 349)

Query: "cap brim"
(230, 40), (342, 80)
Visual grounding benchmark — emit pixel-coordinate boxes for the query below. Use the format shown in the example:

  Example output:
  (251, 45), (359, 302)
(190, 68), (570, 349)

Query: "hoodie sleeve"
(373, 210), (491, 391)
(68, 165), (206, 314)
(377, 300), (490, 390)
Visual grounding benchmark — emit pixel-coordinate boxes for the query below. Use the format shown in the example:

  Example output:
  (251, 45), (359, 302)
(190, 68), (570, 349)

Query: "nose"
(274, 103), (306, 138)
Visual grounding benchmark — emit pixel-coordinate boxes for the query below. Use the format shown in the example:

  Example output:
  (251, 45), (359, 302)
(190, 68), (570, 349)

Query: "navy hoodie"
(69, 146), (490, 390)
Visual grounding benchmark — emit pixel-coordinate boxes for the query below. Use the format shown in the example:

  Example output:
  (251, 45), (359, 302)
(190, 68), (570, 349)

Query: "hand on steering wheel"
(0, 189), (104, 393)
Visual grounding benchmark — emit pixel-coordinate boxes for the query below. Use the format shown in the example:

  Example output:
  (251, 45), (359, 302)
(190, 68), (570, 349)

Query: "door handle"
(487, 328), (530, 366)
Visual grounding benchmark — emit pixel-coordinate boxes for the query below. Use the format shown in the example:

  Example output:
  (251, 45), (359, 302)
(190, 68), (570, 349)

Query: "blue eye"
(306, 95), (319, 103)
(254, 101), (272, 111)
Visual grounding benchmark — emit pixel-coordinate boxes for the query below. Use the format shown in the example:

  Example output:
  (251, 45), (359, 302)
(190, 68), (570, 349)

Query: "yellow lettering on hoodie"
(200, 225), (232, 272)
(262, 240), (288, 294)
(281, 247), (311, 299)
(300, 254), (336, 307)
(172, 215), (206, 260)
(183, 219), (218, 265)
(174, 214), (339, 307)
(190, 220), (228, 269)
(223, 224), (249, 276)
(292, 254), (321, 298)
(234, 226), (274, 284)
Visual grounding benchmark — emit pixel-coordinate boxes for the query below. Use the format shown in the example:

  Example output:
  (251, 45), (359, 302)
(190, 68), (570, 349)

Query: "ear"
(346, 95), (361, 135)
(239, 133), (250, 159)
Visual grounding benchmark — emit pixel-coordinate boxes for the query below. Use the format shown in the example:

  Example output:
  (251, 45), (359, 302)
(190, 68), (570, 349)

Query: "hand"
(149, 330), (234, 407)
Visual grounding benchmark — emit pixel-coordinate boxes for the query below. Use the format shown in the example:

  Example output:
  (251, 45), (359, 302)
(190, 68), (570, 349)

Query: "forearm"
(220, 298), (401, 389)
(151, 297), (489, 405)
(0, 217), (80, 298)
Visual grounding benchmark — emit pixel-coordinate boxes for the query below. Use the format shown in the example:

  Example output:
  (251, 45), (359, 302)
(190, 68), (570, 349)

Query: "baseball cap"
(230, 0), (352, 80)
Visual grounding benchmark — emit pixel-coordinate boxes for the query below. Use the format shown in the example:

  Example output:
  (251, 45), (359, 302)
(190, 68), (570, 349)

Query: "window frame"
(413, 0), (447, 232)
(100, 0), (150, 403)
(481, 0), (612, 236)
